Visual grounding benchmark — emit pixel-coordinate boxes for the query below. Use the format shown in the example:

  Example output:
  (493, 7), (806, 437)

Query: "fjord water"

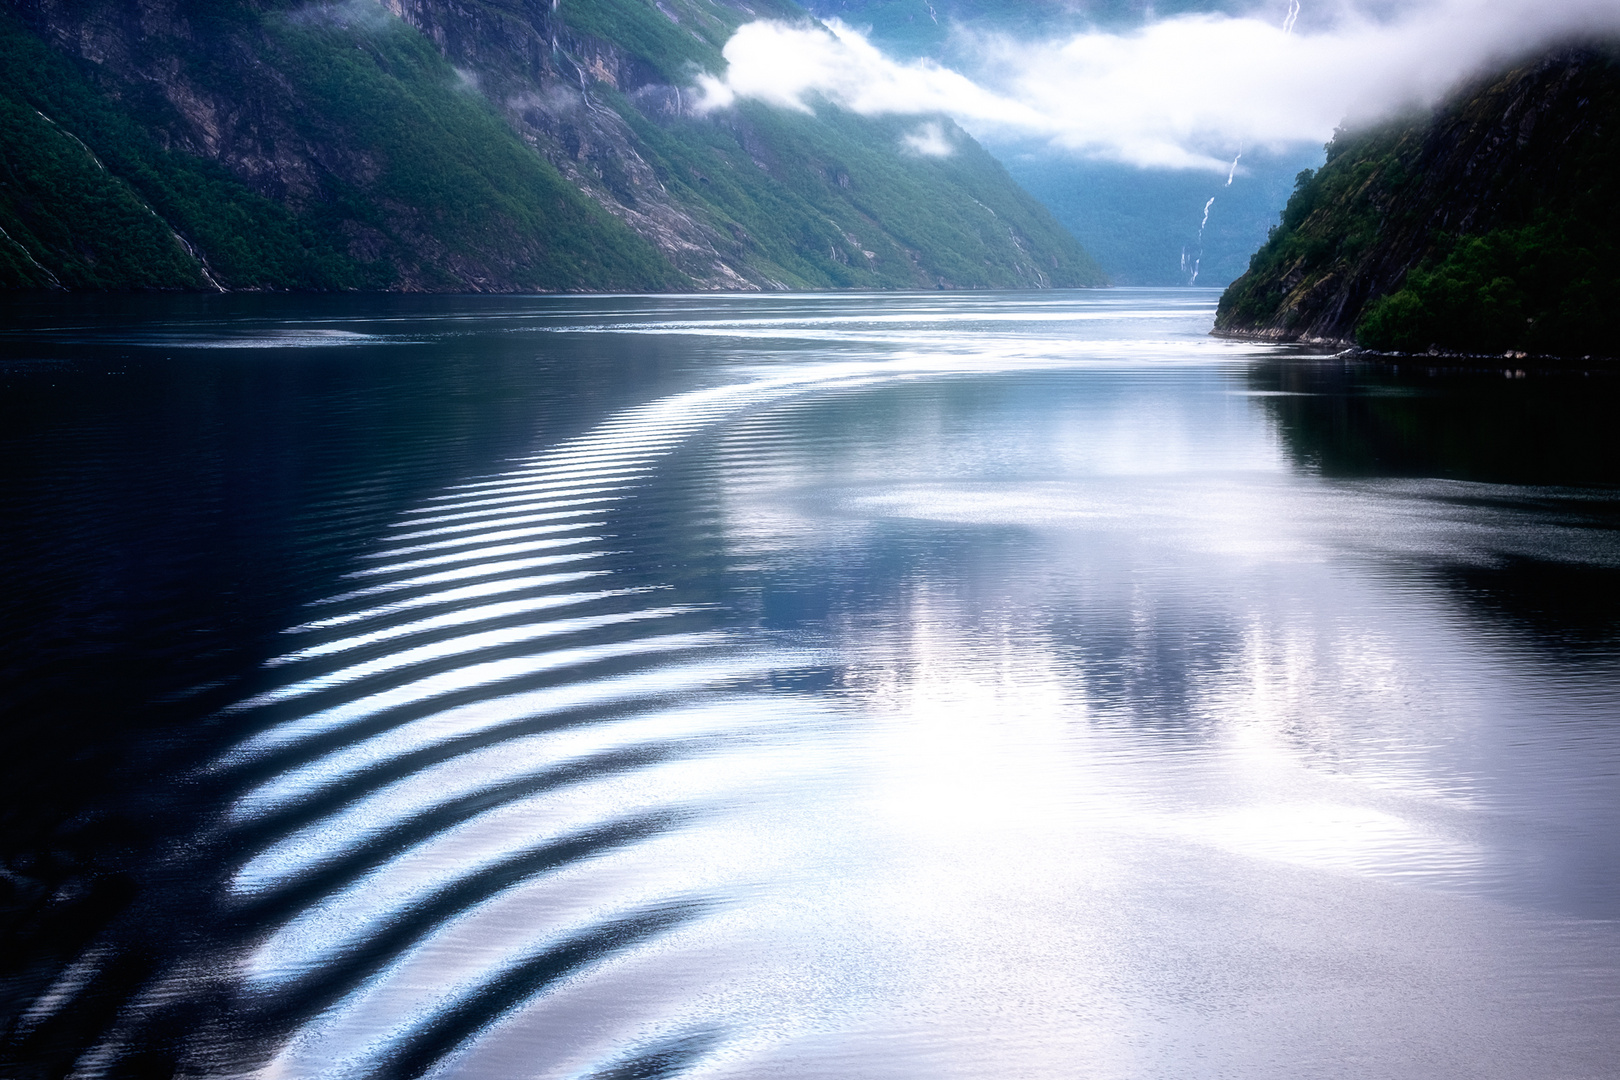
(3, 290), (1619, 1079)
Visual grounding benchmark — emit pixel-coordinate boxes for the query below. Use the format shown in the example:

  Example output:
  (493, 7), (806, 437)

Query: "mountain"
(0, 0), (1103, 292)
(1214, 45), (1620, 355)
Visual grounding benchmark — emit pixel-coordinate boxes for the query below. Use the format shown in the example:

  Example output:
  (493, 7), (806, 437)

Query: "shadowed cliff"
(1214, 45), (1620, 356)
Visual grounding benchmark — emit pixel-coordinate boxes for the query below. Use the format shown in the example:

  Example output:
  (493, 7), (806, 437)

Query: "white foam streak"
(244, 607), (697, 706)
(286, 571), (612, 632)
(361, 520), (605, 560)
(346, 535), (604, 577)
(223, 631), (724, 759)
(312, 551), (611, 604)
(384, 507), (605, 543)
(400, 483), (633, 516)
(269, 589), (656, 665)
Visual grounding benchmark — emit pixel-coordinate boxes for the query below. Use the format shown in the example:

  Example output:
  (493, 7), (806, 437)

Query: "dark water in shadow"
(2, 291), (1618, 1079)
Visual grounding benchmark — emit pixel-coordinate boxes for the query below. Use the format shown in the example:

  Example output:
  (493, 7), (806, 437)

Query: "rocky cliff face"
(0, 0), (1103, 292)
(1214, 46), (1620, 352)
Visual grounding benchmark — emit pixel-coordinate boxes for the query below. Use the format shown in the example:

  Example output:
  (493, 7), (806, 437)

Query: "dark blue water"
(3, 291), (1619, 1079)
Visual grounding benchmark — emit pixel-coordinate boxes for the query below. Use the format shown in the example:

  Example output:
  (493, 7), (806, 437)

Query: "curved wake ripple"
(24, 337), (1212, 1079)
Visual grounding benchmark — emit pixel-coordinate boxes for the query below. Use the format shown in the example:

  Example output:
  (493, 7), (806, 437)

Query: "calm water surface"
(3, 290), (1619, 1078)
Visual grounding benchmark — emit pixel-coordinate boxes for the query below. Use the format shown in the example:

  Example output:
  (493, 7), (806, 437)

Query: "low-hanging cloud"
(694, 0), (1620, 171)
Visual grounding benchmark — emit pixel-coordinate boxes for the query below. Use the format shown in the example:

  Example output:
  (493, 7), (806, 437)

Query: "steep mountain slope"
(0, 3), (678, 292)
(0, 0), (1102, 292)
(1215, 46), (1620, 354)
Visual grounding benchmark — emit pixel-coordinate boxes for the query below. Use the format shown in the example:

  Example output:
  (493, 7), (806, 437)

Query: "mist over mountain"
(785, 0), (1620, 285)
(0, 0), (1102, 293)
(1215, 44), (1620, 357)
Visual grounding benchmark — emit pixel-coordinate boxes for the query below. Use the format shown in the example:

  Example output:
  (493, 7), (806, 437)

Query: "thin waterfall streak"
(1189, 3), (1302, 286)
(1187, 197), (1216, 285)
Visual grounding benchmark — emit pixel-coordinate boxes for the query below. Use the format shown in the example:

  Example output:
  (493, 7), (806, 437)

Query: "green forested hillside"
(0, 6), (676, 291)
(1215, 46), (1620, 355)
(0, 11), (347, 291)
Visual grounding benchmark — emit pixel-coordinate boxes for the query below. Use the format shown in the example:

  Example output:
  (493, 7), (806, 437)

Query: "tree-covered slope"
(0, 3), (678, 292)
(0, 0), (1100, 292)
(1214, 46), (1620, 355)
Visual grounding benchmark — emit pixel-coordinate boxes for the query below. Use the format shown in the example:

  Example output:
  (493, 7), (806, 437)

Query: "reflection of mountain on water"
(1251, 357), (1620, 647)
(1250, 358), (1620, 486)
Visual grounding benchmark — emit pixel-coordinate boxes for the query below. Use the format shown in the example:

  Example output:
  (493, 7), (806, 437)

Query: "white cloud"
(902, 121), (955, 156)
(694, 1), (1620, 172)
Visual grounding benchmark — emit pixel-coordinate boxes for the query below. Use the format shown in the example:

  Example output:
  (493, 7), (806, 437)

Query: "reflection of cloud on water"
(702, 368), (1600, 902)
(1171, 802), (1484, 878)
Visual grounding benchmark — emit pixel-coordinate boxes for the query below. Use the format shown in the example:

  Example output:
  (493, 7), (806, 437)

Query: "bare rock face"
(1214, 46), (1620, 348)
(380, 0), (762, 286)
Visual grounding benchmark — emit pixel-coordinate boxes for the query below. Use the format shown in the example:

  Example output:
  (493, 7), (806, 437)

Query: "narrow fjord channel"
(4, 291), (1620, 1079)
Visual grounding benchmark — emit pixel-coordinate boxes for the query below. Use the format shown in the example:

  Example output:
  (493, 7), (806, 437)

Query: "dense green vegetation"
(0, 5), (679, 292)
(0, 10), (362, 290)
(1357, 214), (1616, 356)
(260, 10), (682, 291)
(1216, 47), (1620, 355)
(0, 92), (202, 290)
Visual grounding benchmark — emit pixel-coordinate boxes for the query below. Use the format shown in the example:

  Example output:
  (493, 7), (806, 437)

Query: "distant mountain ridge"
(0, 0), (1103, 292)
(1215, 45), (1620, 356)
